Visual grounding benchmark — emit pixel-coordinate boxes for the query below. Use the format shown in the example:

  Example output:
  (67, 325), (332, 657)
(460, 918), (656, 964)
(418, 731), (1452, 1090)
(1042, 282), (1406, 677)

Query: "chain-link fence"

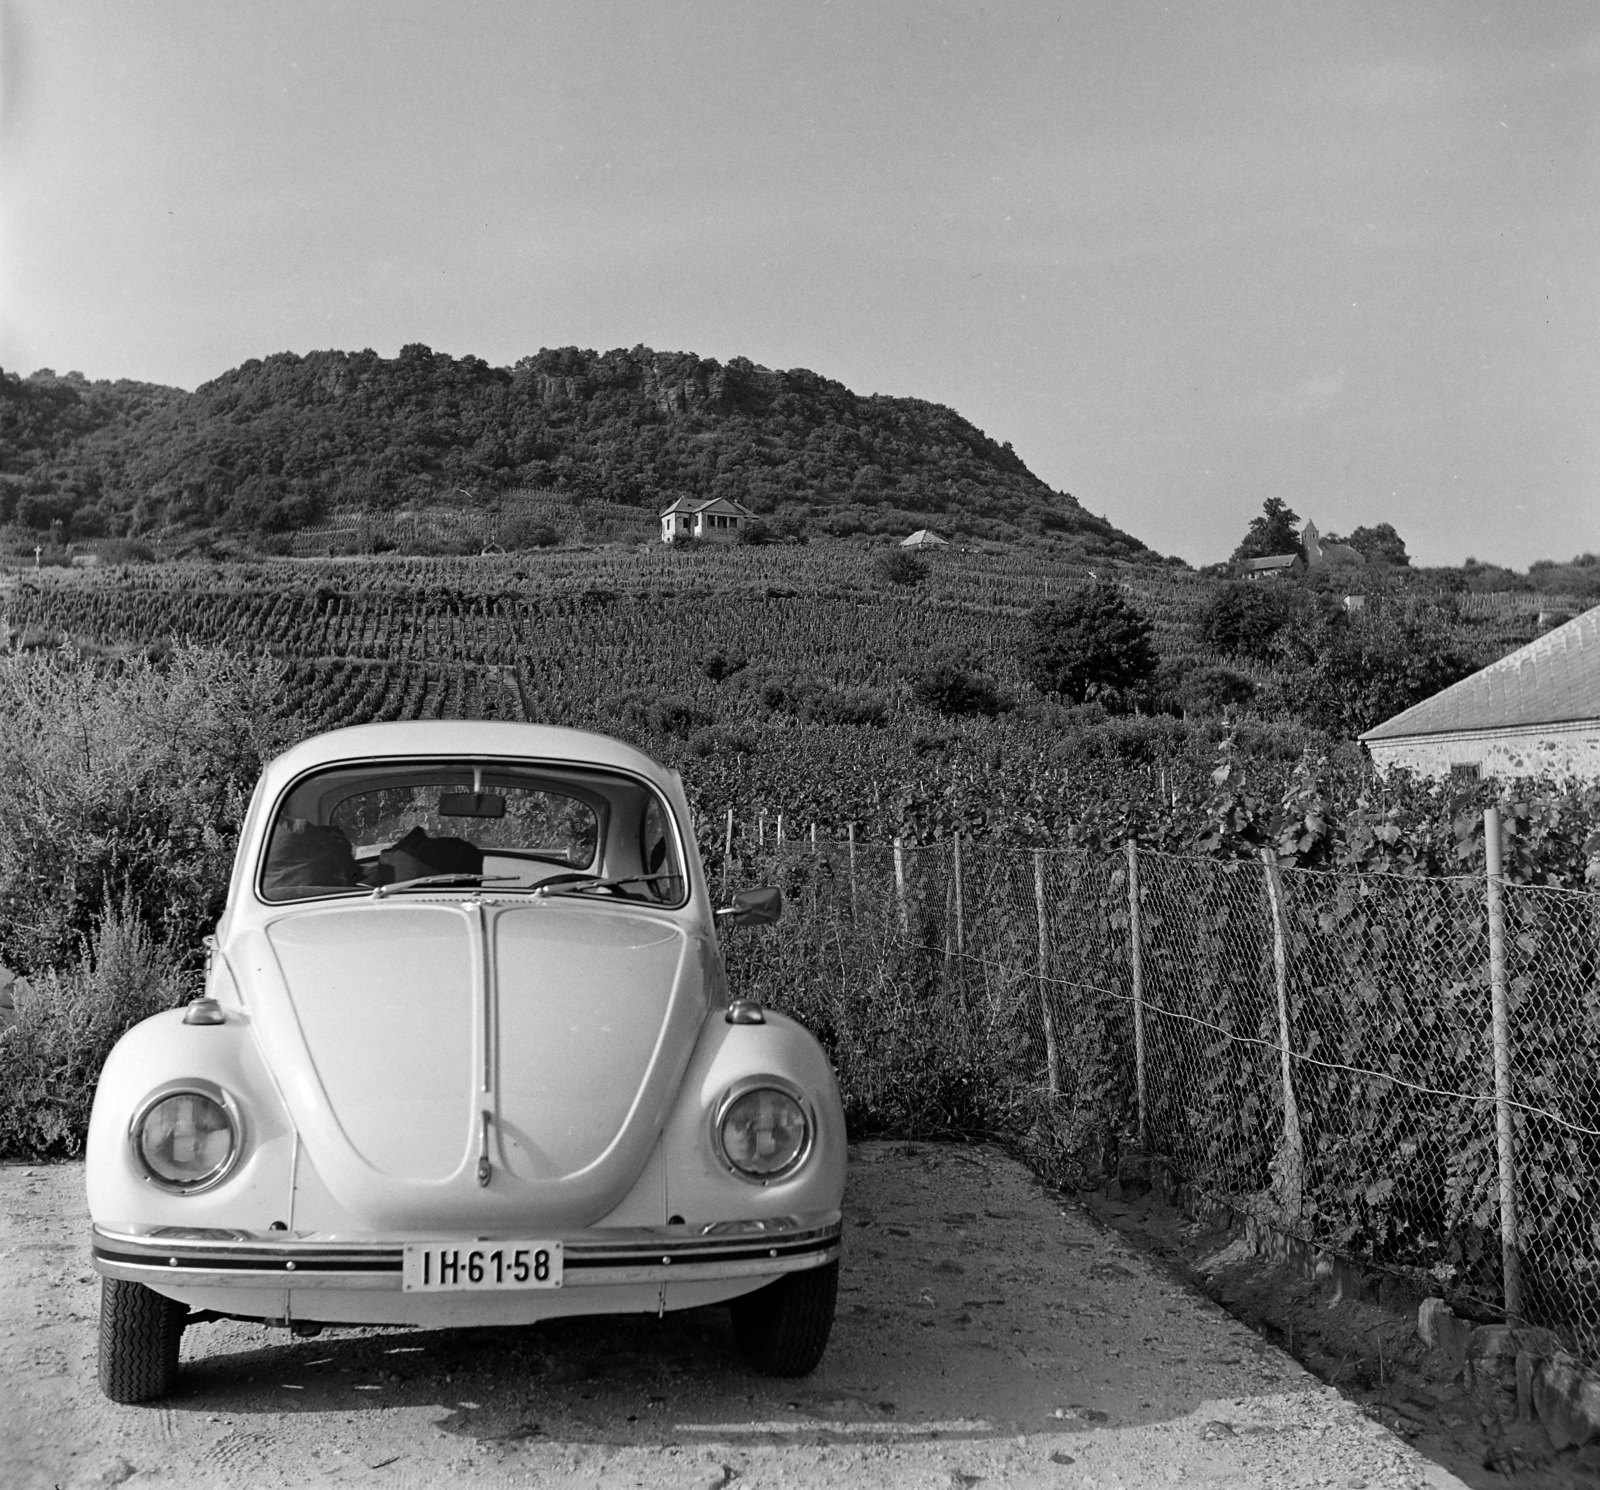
(718, 818), (1600, 1362)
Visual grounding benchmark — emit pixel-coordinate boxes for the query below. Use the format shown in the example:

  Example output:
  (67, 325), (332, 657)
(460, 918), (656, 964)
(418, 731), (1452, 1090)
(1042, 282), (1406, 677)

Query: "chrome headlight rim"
(128, 1079), (245, 1194)
(709, 1075), (815, 1186)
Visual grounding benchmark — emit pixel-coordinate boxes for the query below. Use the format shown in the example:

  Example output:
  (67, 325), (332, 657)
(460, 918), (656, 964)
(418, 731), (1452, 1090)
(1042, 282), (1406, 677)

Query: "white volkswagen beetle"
(87, 722), (845, 1403)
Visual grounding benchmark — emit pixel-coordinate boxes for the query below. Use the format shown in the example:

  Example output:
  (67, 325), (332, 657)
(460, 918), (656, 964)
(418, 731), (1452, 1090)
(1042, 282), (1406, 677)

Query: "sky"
(1, 1), (1595, 569)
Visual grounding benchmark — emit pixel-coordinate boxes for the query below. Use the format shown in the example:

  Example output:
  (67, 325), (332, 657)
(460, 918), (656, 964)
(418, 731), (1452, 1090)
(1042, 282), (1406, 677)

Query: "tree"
(1197, 582), (1300, 661)
(1017, 582), (1158, 706)
(1278, 601), (1475, 735)
(1341, 523), (1410, 568)
(1231, 498), (1301, 562)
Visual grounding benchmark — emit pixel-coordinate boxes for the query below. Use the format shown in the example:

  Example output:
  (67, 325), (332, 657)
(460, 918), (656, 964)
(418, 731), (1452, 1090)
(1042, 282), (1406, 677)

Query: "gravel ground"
(1, 1141), (1468, 1489)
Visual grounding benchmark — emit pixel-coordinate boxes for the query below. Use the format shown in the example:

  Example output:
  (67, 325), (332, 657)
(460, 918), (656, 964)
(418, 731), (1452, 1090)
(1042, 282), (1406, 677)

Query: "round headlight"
(134, 1090), (238, 1190)
(717, 1085), (811, 1181)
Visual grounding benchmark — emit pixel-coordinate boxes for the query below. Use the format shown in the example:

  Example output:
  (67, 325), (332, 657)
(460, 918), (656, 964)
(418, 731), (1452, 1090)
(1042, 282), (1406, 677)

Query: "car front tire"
(730, 1260), (838, 1377)
(98, 1278), (186, 1403)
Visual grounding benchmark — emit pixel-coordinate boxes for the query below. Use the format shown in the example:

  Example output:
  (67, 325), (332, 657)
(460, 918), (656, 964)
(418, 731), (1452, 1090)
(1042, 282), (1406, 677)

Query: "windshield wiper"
(532, 873), (682, 900)
(372, 873), (520, 899)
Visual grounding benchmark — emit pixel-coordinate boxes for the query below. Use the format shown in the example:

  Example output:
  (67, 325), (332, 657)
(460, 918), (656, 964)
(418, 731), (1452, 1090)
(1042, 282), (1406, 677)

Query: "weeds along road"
(3, 1142), (1466, 1490)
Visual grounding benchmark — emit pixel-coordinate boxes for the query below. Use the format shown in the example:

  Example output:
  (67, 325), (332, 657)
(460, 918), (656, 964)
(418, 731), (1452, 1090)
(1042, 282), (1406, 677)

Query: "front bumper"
(91, 1213), (841, 1292)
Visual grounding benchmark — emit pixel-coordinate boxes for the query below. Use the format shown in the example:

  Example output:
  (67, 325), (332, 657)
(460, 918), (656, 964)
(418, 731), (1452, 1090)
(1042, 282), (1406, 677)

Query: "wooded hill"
(0, 347), (1153, 560)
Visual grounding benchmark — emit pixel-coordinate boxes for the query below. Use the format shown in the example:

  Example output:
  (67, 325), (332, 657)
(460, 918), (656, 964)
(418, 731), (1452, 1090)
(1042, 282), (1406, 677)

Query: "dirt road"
(3, 1142), (1466, 1489)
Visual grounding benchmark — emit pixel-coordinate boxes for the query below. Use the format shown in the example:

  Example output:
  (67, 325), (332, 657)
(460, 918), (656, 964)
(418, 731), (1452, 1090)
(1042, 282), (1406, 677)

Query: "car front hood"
(242, 899), (703, 1231)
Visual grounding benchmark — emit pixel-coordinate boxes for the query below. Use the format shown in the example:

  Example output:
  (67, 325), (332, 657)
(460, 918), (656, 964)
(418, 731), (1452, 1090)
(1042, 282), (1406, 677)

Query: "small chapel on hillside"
(1236, 520), (1366, 581)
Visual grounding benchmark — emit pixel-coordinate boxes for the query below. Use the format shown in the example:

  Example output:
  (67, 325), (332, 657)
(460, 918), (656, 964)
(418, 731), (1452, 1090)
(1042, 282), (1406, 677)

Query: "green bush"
(0, 903), (191, 1157)
(873, 549), (928, 587)
(1017, 581), (1158, 707)
(500, 516), (561, 549)
(913, 661), (1007, 717)
(0, 645), (295, 976)
(1177, 665), (1257, 716)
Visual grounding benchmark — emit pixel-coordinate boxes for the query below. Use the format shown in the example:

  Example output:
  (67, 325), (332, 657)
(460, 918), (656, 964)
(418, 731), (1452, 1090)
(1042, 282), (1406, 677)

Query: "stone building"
(658, 496), (755, 544)
(1360, 605), (1600, 783)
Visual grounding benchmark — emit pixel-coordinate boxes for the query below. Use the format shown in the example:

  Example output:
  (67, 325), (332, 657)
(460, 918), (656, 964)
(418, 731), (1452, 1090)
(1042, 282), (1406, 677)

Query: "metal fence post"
(1260, 849), (1304, 1223)
(1485, 805), (1524, 1321)
(1127, 840), (1147, 1149)
(722, 807), (734, 897)
(1034, 849), (1060, 1098)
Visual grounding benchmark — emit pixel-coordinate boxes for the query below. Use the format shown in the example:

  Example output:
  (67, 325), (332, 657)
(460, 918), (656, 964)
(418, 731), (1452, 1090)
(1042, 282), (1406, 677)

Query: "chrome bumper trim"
(91, 1217), (841, 1291)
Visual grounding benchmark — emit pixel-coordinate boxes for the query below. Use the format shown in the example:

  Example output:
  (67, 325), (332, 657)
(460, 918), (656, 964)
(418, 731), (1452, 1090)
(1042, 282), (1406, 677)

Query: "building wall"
(1367, 722), (1600, 783)
(694, 515), (741, 543)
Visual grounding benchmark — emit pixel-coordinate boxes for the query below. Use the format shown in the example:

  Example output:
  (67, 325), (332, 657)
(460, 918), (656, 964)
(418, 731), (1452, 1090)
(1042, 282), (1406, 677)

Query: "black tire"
(98, 1278), (185, 1403)
(730, 1261), (838, 1377)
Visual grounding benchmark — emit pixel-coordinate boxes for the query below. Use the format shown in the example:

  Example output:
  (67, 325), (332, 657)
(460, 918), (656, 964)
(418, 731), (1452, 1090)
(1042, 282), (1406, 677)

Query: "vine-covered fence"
(722, 813), (1600, 1362)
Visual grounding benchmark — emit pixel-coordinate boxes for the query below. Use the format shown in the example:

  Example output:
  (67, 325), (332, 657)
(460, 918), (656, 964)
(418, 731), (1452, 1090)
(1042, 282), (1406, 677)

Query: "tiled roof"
(1361, 604), (1600, 741)
(1240, 554), (1300, 571)
(657, 497), (752, 518)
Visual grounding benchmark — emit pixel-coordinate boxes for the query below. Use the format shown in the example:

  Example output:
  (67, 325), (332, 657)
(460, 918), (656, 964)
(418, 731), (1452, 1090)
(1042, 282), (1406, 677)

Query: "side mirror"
(716, 886), (782, 927)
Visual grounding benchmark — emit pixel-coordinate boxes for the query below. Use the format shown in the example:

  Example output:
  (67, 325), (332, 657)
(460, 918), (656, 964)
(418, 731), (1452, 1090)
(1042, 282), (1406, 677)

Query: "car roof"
(257, 721), (674, 797)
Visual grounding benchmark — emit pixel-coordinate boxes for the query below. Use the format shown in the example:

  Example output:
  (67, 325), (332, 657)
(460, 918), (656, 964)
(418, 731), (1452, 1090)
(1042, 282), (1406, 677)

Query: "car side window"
(637, 797), (685, 902)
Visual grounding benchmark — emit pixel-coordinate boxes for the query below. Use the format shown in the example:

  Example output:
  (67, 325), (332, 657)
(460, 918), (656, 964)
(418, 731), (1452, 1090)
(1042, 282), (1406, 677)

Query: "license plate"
(402, 1241), (563, 1292)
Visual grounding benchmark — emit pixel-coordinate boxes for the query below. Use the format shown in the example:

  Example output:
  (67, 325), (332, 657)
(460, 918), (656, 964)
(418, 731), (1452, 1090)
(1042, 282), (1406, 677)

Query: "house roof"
(1238, 553), (1301, 572)
(657, 497), (754, 518)
(900, 529), (948, 548)
(1361, 604), (1600, 742)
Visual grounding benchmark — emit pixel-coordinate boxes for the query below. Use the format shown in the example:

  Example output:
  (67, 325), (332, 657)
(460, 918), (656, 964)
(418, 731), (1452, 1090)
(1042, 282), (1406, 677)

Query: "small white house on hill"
(1360, 604), (1600, 783)
(659, 497), (755, 544)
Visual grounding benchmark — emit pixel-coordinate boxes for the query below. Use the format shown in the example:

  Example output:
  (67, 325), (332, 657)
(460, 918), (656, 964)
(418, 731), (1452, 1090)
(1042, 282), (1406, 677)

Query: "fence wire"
(719, 834), (1600, 1363)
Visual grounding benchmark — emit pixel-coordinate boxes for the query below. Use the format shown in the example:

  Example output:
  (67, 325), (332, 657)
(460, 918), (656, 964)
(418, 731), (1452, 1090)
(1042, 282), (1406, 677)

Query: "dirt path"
(3, 1142), (1466, 1489)
(1082, 1185), (1571, 1487)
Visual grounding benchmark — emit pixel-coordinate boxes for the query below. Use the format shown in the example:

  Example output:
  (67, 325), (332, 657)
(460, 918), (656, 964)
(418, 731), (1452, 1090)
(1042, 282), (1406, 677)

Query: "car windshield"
(259, 759), (687, 907)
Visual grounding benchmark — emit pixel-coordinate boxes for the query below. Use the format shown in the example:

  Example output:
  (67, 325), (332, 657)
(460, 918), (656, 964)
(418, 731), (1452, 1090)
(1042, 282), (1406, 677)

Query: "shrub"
(913, 662), (1006, 717)
(97, 538), (157, 564)
(0, 903), (191, 1157)
(750, 672), (889, 728)
(873, 549), (928, 587)
(605, 690), (710, 739)
(0, 646), (295, 976)
(702, 650), (748, 683)
(1178, 665), (1257, 716)
(805, 686), (889, 728)
(1017, 581), (1157, 706)
(501, 516), (561, 549)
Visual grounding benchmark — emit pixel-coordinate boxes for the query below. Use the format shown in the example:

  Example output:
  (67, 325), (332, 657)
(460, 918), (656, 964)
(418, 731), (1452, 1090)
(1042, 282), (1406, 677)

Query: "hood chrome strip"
(475, 899), (494, 1186)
